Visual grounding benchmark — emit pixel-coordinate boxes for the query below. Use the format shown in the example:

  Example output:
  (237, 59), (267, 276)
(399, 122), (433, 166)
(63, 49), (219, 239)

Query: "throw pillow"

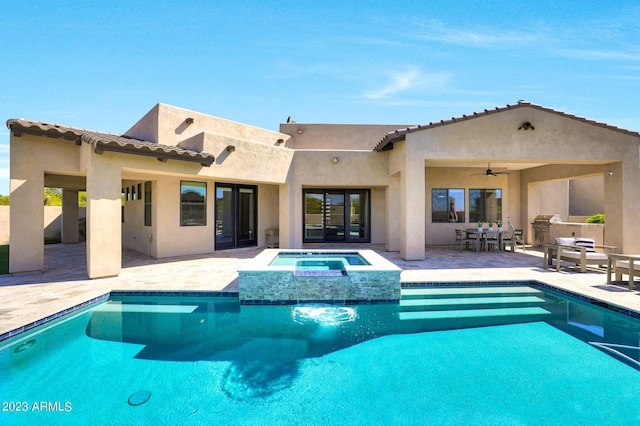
(574, 238), (596, 252)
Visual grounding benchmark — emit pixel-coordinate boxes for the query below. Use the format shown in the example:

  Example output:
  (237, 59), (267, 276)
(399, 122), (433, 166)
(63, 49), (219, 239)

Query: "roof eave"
(93, 141), (214, 167)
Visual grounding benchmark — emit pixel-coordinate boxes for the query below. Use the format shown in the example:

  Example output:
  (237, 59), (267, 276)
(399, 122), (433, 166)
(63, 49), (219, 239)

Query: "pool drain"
(128, 390), (151, 406)
(14, 339), (36, 353)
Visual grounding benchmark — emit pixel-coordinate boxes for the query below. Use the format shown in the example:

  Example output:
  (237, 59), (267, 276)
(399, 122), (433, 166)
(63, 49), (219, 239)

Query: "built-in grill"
(531, 214), (561, 246)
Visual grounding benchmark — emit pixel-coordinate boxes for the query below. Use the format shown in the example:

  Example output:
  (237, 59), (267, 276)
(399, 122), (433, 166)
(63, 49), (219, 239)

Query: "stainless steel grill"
(531, 214), (561, 245)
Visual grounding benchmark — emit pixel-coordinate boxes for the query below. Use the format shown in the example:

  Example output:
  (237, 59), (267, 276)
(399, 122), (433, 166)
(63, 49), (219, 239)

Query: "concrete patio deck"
(2, 242), (640, 339)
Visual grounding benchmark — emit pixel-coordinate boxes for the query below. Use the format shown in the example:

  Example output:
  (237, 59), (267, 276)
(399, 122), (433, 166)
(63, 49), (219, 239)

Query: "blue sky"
(1, 0), (639, 195)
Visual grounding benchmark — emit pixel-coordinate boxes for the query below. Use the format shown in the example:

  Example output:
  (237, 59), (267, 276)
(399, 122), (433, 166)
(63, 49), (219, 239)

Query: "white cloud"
(557, 49), (640, 62)
(409, 20), (539, 48)
(364, 67), (450, 100)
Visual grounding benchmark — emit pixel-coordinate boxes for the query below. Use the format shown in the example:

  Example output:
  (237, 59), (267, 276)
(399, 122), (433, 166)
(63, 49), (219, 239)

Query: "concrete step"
(401, 286), (541, 300)
(399, 295), (546, 311)
(398, 306), (551, 333)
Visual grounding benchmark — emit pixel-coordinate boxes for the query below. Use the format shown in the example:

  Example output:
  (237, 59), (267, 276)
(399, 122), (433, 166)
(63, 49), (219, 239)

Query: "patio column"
(9, 153), (44, 273)
(86, 156), (121, 278)
(62, 189), (79, 243)
(279, 182), (303, 249)
(605, 161), (640, 253)
(385, 175), (401, 252)
(400, 157), (425, 260)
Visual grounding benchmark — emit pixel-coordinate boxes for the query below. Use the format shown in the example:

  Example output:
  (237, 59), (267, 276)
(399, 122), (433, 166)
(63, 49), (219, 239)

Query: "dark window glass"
(469, 189), (502, 223)
(432, 188), (465, 223)
(144, 181), (152, 226)
(181, 181), (206, 226)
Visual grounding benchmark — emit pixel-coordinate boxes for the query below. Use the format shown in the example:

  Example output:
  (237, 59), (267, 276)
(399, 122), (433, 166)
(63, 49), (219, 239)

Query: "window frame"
(180, 180), (207, 226)
(431, 188), (465, 223)
(469, 188), (502, 223)
(144, 181), (152, 227)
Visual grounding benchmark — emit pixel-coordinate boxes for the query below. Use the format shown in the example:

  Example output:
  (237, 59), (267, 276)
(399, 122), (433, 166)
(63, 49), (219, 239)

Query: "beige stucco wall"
(180, 132), (294, 184)
(0, 206), (9, 244)
(570, 176), (604, 216)
(120, 179), (281, 258)
(280, 123), (413, 150)
(122, 180), (151, 255)
(0, 206), (86, 246)
(282, 149), (391, 248)
(257, 184), (280, 246)
(126, 103), (290, 148)
(153, 177), (215, 258)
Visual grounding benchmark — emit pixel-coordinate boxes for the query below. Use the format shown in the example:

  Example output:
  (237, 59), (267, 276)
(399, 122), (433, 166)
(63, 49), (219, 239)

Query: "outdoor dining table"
(465, 228), (503, 252)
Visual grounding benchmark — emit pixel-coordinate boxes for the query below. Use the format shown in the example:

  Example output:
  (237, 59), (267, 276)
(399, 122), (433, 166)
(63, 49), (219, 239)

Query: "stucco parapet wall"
(375, 100), (640, 151)
(127, 103), (291, 148)
(179, 132), (294, 183)
(281, 123), (415, 151)
(6, 119), (215, 166)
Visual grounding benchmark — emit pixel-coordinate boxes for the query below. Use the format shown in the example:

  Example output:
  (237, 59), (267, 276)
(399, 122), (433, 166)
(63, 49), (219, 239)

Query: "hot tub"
(238, 249), (401, 304)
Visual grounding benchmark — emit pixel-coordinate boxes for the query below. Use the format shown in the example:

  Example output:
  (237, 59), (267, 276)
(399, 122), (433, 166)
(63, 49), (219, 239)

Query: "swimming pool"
(2, 284), (640, 425)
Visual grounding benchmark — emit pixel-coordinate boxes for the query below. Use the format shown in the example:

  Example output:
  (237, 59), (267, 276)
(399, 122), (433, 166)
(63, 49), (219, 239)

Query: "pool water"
(269, 252), (370, 267)
(2, 286), (640, 425)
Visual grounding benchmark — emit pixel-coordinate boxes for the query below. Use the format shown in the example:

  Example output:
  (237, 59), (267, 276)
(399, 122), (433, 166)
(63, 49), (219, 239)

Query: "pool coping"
(3, 279), (640, 343)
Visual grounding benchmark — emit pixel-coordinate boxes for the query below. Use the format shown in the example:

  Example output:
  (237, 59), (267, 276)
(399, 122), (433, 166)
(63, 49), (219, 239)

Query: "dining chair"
(500, 230), (515, 252)
(454, 229), (475, 251)
(485, 231), (500, 251)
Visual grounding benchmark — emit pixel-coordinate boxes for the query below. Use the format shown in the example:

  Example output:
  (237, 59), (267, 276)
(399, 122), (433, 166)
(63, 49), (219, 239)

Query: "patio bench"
(607, 254), (640, 290)
(543, 237), (617, 273)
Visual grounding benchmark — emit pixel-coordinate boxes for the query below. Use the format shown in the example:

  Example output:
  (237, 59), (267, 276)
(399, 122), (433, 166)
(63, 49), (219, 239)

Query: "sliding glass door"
(215, 183), (257, 250)
(303, 189), (370, 243)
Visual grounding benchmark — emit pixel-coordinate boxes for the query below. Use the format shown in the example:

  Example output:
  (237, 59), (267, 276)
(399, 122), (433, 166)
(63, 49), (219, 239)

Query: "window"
(469, 189), (502, 223)
(432, 189), (464, 223)
(303, 189), (370, 243)
(144, 181), (152, 227)
(181, 181), (206, 226)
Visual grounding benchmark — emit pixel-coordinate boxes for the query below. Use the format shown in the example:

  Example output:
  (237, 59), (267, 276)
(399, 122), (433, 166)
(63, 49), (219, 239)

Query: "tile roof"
(374, 100), (640, 152)
(5, 118), (215, 166)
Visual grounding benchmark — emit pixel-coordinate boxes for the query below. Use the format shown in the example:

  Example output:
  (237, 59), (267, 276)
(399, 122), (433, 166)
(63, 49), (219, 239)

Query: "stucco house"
(7, 100), (640, 278)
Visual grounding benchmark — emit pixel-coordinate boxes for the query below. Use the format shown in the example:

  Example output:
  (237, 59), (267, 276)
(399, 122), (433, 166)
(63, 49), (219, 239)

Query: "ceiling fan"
(472, 163), (510, 177)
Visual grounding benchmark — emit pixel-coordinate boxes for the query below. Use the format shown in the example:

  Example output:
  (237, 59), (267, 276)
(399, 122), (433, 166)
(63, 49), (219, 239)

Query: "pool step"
(398, 307), (551, 332)
(399, 296), (546, 311)
(401, 286), (541, 300)
(399, 286), (550, 332)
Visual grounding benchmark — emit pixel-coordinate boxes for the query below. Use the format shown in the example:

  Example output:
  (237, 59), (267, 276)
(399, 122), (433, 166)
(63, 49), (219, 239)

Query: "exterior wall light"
(185, 117), (194, 124)
(226, 145), (236, 153)
(518, 121), (535, 131)
(332, 157), (339, 163)
(297, 129), (303, 134)
(276, 139), (284, 145)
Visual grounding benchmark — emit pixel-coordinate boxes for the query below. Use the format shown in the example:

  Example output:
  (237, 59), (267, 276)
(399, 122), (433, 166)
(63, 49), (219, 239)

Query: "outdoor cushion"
(555, 237), (575, 246)
(559, 250), (607, 261)
(574, 238), (596, 252)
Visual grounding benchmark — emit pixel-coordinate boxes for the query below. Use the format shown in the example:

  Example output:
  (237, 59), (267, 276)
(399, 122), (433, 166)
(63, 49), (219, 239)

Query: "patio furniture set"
(454, 228), (525, 253)
(541, 237), (640, 291)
